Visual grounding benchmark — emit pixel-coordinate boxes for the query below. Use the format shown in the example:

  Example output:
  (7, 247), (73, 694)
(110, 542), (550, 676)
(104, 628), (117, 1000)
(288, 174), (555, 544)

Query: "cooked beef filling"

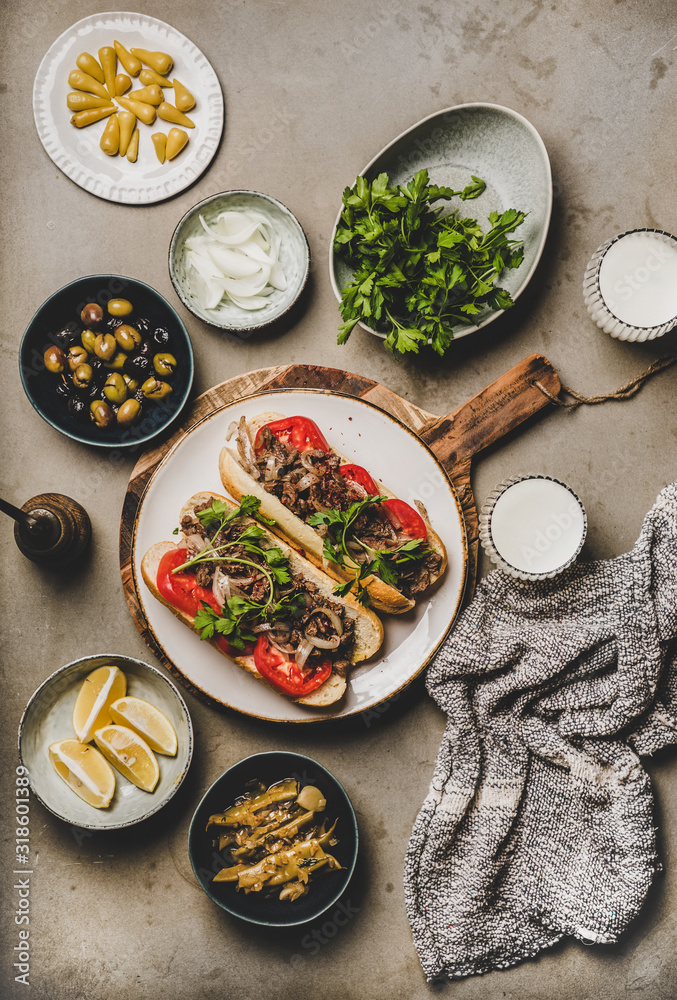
(252, 427), (442, 598)
(181, 502), (354, 669)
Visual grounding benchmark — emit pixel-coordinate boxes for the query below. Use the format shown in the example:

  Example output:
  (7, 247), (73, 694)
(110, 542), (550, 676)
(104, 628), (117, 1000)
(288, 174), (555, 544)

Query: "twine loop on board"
(534, 355), (677, 409)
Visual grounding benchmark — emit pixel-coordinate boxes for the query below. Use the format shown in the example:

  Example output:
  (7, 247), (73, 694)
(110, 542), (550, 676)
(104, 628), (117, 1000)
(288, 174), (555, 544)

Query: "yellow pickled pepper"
(116, 96), (156, 126)
(99, 46), (117, 99)
(68, 70), (110, 100)
(113, 40), (141, 76)
(100, 114), (120, 155)
(115, 73), (131, 96)
(118, 111), (136, 156)
(139, 68), (172, 88)
(166, 127), (188, 160)
(67, 92), (115, 111)
(172, 79), (195, 113)
(70, 106), (116, 128)
(75, 52), (104, 84)
(126, 128), (140, 162)
(157, 102), (194, 128)
(151, 132), (167, 163)
(130, 84), (164, 106)
(130, 49), (173, 75)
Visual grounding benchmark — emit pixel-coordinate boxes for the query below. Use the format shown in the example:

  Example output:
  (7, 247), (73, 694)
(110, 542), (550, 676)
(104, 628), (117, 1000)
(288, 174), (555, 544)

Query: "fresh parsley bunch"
(334, 168), (526, 356)
(308, 495), (431, 604)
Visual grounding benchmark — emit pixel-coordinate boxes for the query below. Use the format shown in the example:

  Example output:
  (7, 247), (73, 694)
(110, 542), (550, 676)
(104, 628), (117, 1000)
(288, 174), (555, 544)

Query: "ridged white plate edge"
(33, 11), (224, 205)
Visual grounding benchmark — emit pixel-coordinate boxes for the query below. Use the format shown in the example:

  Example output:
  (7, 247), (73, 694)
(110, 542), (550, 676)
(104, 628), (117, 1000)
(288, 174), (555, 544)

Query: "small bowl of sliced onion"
(168, 190), (310, 332)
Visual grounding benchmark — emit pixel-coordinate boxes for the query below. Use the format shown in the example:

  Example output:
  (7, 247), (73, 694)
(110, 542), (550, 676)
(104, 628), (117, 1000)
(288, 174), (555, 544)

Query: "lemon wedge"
(49, 739), (116, 808)
(94, 725), (160, 792)
(72, 665), (127, 744)
(110, 696), (178, 756)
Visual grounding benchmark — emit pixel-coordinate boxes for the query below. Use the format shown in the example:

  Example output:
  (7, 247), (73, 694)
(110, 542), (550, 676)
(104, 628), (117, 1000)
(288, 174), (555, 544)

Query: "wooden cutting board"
(121, 353), (560, 665)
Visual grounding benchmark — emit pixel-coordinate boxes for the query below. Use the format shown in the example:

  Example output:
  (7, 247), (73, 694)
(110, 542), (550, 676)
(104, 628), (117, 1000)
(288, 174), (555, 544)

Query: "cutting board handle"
(420, 353), (560, 471)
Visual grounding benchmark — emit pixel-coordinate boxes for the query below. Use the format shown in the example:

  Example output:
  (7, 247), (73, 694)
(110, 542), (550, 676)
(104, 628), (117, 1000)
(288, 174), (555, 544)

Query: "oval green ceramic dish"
(329, 102), (553, 343)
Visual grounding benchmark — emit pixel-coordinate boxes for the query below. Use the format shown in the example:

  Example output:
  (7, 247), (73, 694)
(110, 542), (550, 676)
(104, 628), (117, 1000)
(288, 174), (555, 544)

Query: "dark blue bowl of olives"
(19, 274), (194, 449)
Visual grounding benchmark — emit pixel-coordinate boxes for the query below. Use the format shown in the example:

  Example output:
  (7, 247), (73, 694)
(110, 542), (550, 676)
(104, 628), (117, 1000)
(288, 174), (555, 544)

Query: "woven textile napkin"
(405, 480), (677, 981)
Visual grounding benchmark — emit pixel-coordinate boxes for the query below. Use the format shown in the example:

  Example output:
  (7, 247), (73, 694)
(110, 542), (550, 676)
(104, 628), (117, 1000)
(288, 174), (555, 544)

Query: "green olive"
(90, 400), (115, 428)
(107, 298), (133, 317)
(103, 372), (128, 405)
(73, 363), (94, 388)
(81, 328), (97, 353)
(44, 345), (66, 374)
(117, 398), (142, 425)
(115, 323), (142, 352)
(153, 352), (177, 378)
(122, 374), (139, 393)
(94, 333), (117, 361)
(68, 345), (89, 371)
(104, 350), (128, 371)
(142, 377), (173, 400)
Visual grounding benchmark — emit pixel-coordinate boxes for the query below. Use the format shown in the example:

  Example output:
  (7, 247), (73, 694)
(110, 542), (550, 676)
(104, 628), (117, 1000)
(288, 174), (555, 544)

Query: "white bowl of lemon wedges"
(18, 654), (193, 830)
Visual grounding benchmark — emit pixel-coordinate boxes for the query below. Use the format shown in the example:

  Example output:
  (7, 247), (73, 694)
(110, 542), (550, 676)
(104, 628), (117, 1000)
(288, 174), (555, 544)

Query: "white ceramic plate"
(329, 103), (552, 342)
(33, 11), (224, 204)
(18, 654), (194, 830)
(131, 390), (467, 723)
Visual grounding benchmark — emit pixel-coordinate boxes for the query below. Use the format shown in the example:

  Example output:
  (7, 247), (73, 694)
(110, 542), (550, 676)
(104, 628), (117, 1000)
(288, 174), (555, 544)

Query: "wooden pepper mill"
(3, 493), (91, 566)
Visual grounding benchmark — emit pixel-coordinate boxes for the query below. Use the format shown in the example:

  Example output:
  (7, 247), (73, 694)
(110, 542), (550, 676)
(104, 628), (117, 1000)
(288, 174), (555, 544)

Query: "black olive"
(89, 356), (105, 375)
(126, 352), (151, 376)
(79, 381), (103, 400)
(135, 317), (151, 337)
(139, 339), (153, 358)
(152, 326), (170, 348)
(54, 324), (78, 349)
(67, 396), (87, 420)
(106, 316), (124, 335)
(134, 388), (145, 404)
(55, 380), (71, 399)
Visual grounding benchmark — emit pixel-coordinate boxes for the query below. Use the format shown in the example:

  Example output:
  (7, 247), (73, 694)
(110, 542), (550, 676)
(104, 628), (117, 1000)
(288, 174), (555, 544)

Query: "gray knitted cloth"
(405, 480), (677, 982)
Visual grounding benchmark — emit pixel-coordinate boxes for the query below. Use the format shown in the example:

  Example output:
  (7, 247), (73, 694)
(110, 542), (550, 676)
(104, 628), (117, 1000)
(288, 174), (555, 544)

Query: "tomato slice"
(339, 464), (379, 495)
(255, 416), (330, 454)
(253, 635), (332, 697)
(157, 548), (221, 617)
(157, 548), (254, 656)
(341, 466), (427, 540)
(382, 498), (428, 541)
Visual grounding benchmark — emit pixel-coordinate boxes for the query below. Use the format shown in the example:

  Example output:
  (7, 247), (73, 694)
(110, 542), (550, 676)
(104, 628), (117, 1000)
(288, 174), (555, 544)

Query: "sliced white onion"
(265, 455), (282, 481)
(308, 606), (344, 637)
(237, 416), (258, 473)
(304, 633), (340, 650)
(301, 452), (322, 472)
(186, 211), (287, 314)
(295, 638), (315, 669)
(183, 532), (209, 554)
(212, 569), (231, 607)
(270, 639), (296, 654)
(223, 291), (273, 311)
(226, 420), (238, 441)
(296, 473), (318, 492)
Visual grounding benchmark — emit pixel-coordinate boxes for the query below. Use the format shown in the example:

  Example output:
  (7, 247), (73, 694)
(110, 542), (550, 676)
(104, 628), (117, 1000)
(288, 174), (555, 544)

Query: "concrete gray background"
(1, 1), (676, 997)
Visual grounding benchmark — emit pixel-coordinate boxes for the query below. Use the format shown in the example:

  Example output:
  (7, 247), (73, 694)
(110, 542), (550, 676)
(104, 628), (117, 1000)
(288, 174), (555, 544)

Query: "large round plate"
(33, 11), (224, 205)
(130, 389), (467, 723)
(329, 103), (552, 342)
